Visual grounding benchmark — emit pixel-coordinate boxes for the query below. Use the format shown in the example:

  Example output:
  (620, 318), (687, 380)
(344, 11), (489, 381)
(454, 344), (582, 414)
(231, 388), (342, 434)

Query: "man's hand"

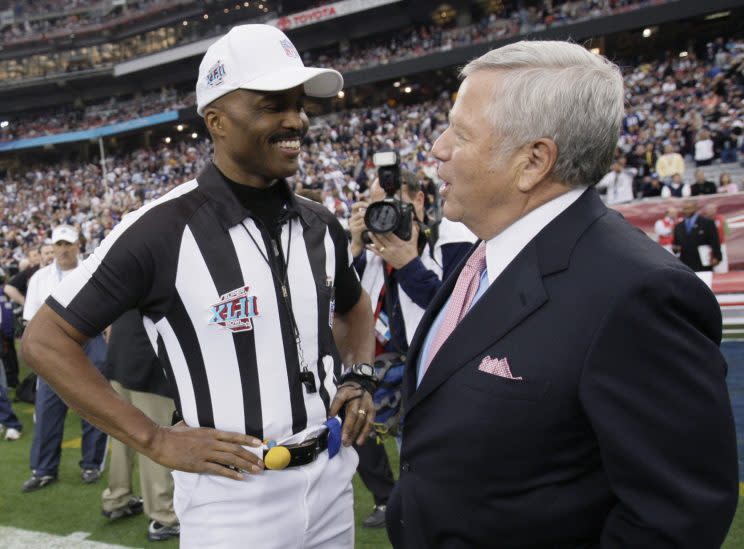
(328, 383), (375, 447)
(150, 422), (265, 481)
(349, 201), (369, 259)
(367, 221), (420, 270)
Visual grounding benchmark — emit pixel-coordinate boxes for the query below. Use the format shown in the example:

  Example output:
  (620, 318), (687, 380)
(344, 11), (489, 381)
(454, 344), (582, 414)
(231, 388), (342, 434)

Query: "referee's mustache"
(268, 131), (305, 143)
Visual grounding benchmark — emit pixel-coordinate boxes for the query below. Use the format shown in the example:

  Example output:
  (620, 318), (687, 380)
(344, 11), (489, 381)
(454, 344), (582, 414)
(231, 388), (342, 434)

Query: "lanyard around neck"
(240, 220), (316, 393)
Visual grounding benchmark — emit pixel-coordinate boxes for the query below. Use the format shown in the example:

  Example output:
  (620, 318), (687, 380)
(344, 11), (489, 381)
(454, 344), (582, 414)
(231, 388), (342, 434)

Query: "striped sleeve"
(327, 215), (361, 315)
(47, 181), (199, 336)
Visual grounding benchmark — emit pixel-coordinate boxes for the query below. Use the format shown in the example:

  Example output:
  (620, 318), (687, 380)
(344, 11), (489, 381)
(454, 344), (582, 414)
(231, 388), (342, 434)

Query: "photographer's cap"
(51, 225), (78, 244)
(196, 24), (343, 116)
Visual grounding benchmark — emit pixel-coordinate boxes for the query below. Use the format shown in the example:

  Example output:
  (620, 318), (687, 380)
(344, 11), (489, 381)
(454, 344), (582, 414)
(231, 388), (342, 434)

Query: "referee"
(22, 25), (375, 548)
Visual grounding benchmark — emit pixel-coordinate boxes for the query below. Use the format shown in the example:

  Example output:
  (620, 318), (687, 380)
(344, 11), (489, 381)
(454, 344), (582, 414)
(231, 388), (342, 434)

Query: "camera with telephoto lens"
(363, 151), (414, 241)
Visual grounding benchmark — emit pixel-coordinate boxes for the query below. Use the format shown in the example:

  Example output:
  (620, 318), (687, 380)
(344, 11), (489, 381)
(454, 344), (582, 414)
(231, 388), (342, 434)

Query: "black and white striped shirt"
(48, 163), (361, 442)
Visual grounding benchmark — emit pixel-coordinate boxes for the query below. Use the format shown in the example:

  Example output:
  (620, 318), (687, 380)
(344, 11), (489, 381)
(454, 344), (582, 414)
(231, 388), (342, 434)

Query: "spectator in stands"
(654, 206), (679, 253)
(596, 161), (634, 204)
(673, 200), (721, 272)
(640, 174), (663, 198)
(703, 202), (730, 273)
(625, 143), (650, 196)
(643, 142), (658, 175)
(718, 172), (739, 193)
(655, 144), (685, 182)
(662, 173), (691, 198)
(690, 169), (717, 196)
(694, 130), (716, 167)
(20, 225), (108, 492)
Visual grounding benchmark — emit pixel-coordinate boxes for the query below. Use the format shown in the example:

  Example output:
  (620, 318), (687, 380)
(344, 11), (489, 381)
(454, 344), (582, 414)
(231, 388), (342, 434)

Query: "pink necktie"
(422, 242), (487, 377)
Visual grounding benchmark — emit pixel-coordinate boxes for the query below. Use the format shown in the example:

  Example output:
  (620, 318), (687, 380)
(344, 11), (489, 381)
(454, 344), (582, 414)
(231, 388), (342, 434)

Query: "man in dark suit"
(673, 200), (722, 272)
(386, 41), (738, 549)
(690, 169), (718, 196)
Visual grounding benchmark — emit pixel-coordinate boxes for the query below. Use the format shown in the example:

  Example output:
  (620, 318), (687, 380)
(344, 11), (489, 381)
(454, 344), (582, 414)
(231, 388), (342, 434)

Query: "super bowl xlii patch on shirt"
(208, 285), (259, 333)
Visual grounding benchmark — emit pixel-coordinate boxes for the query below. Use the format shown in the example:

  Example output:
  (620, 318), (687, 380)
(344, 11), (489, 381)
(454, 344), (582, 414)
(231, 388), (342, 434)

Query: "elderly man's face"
(432, 70), (519, 237)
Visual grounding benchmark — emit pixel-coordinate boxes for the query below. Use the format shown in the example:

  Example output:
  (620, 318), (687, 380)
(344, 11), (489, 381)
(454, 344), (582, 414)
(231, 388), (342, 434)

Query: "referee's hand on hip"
(151, 422), (265, 480)
(329, 383), (376, 447)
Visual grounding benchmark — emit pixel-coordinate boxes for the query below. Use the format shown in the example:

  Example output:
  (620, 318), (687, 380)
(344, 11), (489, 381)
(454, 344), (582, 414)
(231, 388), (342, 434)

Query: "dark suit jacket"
(673, 215), (722, 272)
(386, 189), (738, 549)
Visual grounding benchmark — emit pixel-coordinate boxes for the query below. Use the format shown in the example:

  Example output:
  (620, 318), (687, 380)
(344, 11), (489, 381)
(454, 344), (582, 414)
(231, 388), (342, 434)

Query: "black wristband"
(338, 372), (377, 394)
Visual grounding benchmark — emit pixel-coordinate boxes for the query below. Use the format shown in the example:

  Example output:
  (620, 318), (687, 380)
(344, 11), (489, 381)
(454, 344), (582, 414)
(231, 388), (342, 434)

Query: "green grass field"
(0, 363), (741, 548)
(0, 394), (398, 548)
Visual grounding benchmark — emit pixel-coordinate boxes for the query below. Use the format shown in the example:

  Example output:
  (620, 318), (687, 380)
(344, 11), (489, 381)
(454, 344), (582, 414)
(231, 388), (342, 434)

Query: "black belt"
(263, 430), (329, 469)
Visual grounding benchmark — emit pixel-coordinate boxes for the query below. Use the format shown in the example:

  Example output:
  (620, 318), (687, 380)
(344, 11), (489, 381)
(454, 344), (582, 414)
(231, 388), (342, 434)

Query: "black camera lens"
(365, 201), (400, 233)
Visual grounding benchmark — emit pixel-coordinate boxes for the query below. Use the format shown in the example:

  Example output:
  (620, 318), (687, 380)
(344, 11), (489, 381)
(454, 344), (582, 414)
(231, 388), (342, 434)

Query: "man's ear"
(516, 138), (558, 193)
(204, 105), (226, 140)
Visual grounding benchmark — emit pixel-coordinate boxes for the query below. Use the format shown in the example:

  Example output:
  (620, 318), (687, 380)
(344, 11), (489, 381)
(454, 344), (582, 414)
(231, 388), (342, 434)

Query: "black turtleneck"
(217, 169), (289, 234)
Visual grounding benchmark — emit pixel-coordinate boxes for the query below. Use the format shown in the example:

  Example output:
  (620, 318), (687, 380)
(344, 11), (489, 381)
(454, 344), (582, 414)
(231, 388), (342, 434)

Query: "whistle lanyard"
(240, 220), (316, 393)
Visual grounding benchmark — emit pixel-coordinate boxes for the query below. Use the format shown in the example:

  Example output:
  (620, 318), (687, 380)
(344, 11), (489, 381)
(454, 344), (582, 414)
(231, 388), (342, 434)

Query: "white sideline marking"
(0, 527), (139, 548)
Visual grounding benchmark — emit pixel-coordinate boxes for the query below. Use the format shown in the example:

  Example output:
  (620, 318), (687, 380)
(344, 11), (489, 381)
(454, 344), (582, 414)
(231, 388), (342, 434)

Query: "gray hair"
(461, 40), (624, 187)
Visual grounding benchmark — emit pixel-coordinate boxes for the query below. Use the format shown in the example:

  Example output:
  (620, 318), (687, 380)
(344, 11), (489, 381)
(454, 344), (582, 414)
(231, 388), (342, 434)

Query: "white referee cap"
(195, 24), (343, 116)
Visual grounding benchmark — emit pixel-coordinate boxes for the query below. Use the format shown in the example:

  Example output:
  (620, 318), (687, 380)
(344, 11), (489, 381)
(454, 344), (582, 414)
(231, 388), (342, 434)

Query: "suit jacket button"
(401, 462), (410, 472)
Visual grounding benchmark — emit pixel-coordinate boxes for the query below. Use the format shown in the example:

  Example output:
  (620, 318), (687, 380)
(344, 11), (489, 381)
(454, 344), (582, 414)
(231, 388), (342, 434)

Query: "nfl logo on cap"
(206, 60), (226, 87)
(280, 39), (299, 58)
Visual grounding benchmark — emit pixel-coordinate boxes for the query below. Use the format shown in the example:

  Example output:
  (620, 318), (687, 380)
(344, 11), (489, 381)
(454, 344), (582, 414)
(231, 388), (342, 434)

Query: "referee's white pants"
(173, 445), (359, 548)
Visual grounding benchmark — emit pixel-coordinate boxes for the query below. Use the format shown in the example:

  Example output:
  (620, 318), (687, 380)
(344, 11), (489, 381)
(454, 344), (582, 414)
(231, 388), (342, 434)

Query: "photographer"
(349, 168), (475, 527)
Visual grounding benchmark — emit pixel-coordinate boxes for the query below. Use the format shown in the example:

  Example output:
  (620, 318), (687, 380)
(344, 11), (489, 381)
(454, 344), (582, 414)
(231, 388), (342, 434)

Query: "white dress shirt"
(416, 186), (588, 385)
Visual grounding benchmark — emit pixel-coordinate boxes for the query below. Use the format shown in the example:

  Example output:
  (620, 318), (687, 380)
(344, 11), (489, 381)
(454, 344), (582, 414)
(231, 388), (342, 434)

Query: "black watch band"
(338, 366), (378, 393)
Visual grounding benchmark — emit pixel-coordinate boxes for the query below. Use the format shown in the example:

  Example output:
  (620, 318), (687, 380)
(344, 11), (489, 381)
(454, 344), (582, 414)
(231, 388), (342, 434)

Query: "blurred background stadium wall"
(1, 0), (744, 546)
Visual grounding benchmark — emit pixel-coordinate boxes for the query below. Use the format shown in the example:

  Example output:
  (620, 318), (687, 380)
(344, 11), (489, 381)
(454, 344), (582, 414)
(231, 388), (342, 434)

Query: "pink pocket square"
(477, 355), (523, 380)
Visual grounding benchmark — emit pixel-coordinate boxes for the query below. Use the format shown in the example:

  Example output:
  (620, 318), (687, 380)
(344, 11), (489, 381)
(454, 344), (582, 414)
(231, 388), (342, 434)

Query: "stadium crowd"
(0, 29), (743, 277)
(0, 0), (97, 19)
(0, 0), (669, 85)
(0, 89), (195, 142)
(3, 26), (741, 146)
(306, 0), (665, 73)
(2, 35), (744, 275)
(0, 0), (194, 45)
(0, 140), (210, 274)
(1, 32), (741, 186)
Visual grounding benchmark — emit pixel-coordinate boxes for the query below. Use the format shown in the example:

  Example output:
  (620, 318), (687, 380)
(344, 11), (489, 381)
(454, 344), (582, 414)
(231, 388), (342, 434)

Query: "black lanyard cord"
(240, 220), (316, 392)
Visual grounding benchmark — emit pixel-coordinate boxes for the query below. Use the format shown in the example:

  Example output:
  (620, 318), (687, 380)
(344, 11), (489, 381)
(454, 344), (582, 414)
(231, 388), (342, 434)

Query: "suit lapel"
(403, 188), (608, 414)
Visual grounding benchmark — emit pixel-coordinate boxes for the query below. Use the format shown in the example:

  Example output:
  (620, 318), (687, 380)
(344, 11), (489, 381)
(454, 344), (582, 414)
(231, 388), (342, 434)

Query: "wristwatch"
(338, 362), (378, 393)
(350, 362), (375, 378)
